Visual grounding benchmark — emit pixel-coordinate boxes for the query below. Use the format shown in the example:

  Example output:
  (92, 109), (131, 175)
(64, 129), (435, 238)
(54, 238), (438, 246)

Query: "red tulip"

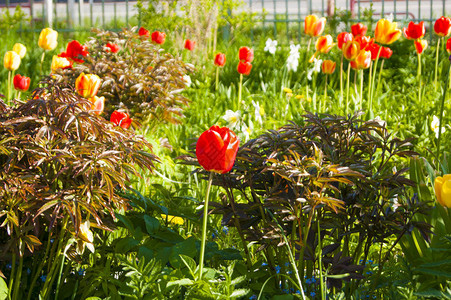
(380, 46), (393, 59)
(351, 23), (368, 37)
(337, 32), (353, 50)
(195, 125), (240, 174)
(447, 37), (451, 53)
(239, 46), (254, 62)
(60, 40), (89, 63)
(151, 31), (166, 44)
(13, 74), (30, 91)
(354, 35), (373, 50)
(403, 21), (426, 40)
(414, 39), (428, 54)
(139, 27), (150, 38)
(184, 39), (195, 51)
(434, 16), (451, 37)
(237, 61), (252, 75)
(214, 53), (226, 67)
(105, 43), (120, 53)
(110, 111), (132, 129)
(368, 42), (380, 60)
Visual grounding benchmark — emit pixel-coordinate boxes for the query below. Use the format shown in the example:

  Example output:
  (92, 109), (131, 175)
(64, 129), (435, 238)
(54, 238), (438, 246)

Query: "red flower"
(434, 16), (451, 37)
(139, 27), (150, 38)
(60, 40), (89, 63)
(447, 38), (451, 53)
(214, 53), (226, 67)
(367, 42), (380, 60)
(105, 43), (120, 53)
(351, 23), (367, 37)
(337, 32), (353, 50)
(380, 46), (393, 59)
(414, 39), (428, 54)
(403, 21), (425, 40)
(13, 74), (30, 91)
(354, 35), (373, 51)
(110, 111), (132, 129)
(195, 125), (240, 174)
(239, 46), (254, 62)
(237, 61), (252, 75)
(184, 39), (195, 51)
(151, 31), (166, 44)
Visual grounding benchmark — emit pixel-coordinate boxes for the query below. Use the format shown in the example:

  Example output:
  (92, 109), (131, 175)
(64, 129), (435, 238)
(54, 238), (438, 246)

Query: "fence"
(0, 0), (449, 36)
(246, 0), (450, 40)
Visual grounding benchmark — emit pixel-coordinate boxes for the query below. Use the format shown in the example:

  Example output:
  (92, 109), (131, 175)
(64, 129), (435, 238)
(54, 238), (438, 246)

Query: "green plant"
(56, 28), (192, 126)
(0, 75), (156, 299)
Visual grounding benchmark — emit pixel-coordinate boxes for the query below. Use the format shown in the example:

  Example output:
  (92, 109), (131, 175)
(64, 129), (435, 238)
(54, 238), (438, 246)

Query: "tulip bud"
(403, 21), (426, 40)
(151, 31), (166, 44)
(138, 27), (150, 38)
(304, 14), (326, 37)
(239, 46), (254, 62)
(375, 19), (402, 45)
(237, 61), (252, 75)
(434, 16), (451, 37)
(184, 39), (195, 51)
(350, 50), (371, 70)
(315, 35), (334, 54)
(214, 53), (226, 67)
(89, 96), (105, 115)
(196, 125), (240, 174)
(321, 60), (336, 74)
(414, 39), (428, 54)
(342, 40), (360, 61)
(13, 43), (26, 58)
(4, 51), (21, 71)
(51, 55), (72, 72)
(75, 73), (101, 98)
(110, 111), (132, 129)
(351, 23), (368, 37)
(13, 74), (30, 91)
(105, 43), (120, 53)
(434, 174), (451, 208)
(38, 28), (58, 51)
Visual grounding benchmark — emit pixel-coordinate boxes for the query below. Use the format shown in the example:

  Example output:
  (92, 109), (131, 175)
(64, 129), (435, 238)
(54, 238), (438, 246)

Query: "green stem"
(54, 251), (67, 300)
(7, 71), (11, 105)
(368, 61), (372, 108)
(12, 244), (24, 300)
(360, 70), (363, 111)
(40, 51), (45, 75)
(436, 64), (450, 164)
(237, 74), (243, 111)
(27, 233), (53, 300)
(434, 38), (441, 92)
(324, 74), (328, 112)
(215, 67), (219, 91)
(418, 52), (422, 105)
(375, 59), (385, 100)
(370, 46), (382, 108)
(8, 252), (16, 300)
(317, 210), (325, 300)
(198, 172), (213, 280)
(346, 62), (351, 116)
(340, 53), (344, 107)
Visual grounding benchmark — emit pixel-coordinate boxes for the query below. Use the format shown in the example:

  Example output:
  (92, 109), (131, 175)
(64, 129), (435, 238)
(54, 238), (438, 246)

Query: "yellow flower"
(51, 55), (71, 72)
(295, 94), (304, 100)
(304, 14), (326, 37)
(89, 96), (105, 115)
(4, 51), (21, 71)
(283, 87), (293, 93)
(374, 19), (402, 45)
(161, 214), (184, 225)
(13, 43), (26, 58)
(38, 28), (58, 51)
(75, 72), (101, 98)
(434, 174), (451, 208)
(76, 221), (95, 254)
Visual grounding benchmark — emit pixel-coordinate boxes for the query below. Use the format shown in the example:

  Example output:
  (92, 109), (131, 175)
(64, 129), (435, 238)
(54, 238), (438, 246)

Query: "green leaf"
(85, 298), (103, 300)
(115, 237), (139, 253)
(230, 288), (250, 298)
(419, 259), (451, 268)
(413, 268), (451, 278)
(166, 278), (194, 288)
(179, 254), (197, 278)
(143, 215), (160, 235)
(0, 277), (8, 300)
(169, 238), (197, 268)
(137, 246), (154, 262)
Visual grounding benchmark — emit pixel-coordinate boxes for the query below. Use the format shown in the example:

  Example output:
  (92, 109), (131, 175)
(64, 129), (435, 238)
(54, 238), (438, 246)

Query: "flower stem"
(40, 51), (45, 75)
(360, 69), (364, 111)
(317, 210), (325, 300)
(324, 74), (328, 112)
(346, 62), (351, 116)
(198, 172), (213, 280)
(434, 38), (441, 92)
(418, 52), (422, 105)
(370, 46), (382, 108)
(215, 67), (219, 91)
(436, 63), (450, 164)
(7, 71), (11, 105)
(340, 54), (344, 107)
(237, 74), (243, 111)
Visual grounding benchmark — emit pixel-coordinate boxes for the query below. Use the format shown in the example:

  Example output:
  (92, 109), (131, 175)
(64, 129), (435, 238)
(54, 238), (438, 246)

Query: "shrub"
(0, 75), (156, 299)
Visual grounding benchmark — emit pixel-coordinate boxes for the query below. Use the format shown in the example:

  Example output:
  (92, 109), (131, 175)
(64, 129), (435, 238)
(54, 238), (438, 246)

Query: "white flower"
(241, 119), (254, 141)
(286, 44), (301, 72)
(264, 38), (278, 54)
(182, 74), (191, 87)
(307, 58), (322, 81)
(289, 44), (301, 55)
(222, 110), (241, 129)
(431, 115), (445, 139)
(251, 100), (264, 126)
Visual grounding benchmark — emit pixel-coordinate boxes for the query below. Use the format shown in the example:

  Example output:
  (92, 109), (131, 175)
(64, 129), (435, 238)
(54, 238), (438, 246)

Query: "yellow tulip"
(374, 19), (402, 45)
(161, 214), (184, 225)
(13, 43), (26, 58)
(4, 51), (21, 71)
(38, 28), (58, 51)
(304, 14), (326, 37)
(75, 72), (101, 98)
(434, 174), (451, 208)
(51, 55), (71, 72)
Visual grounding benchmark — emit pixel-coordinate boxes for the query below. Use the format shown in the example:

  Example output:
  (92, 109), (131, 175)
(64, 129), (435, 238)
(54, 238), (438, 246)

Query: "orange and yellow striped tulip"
(321, 60), (336, 74)
(75, 73), (101, 98)
(304, 14), (326, 37)
(342, 40), (360, 61)
(374, 19), (402, 45)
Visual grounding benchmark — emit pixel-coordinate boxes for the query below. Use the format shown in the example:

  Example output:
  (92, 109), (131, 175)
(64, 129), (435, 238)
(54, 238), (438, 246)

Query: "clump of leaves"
(0, 75), (156, 299)
(57, 28), (193, 125)
(186, 112), (430, 294)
